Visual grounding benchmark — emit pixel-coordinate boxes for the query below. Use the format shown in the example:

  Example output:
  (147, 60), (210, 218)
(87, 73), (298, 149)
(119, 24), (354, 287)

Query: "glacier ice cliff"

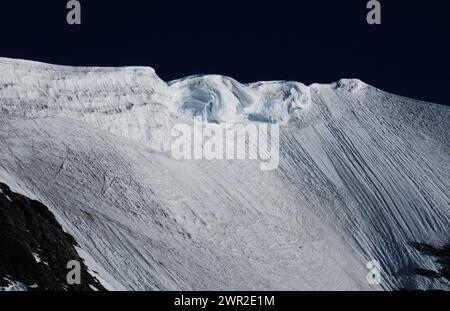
(0, 58), (449, 290)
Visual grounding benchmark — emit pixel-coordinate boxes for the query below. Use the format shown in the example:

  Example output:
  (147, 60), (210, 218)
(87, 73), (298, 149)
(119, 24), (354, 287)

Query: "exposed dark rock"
(409, 241), (450, 283)
(0, 182), (106, 291)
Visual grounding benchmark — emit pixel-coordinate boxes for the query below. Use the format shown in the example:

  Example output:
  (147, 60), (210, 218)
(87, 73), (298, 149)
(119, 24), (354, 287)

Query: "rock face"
(0, 182), (105, 291)
(0, 58), (449, 290)
(409, 241), (450, 283)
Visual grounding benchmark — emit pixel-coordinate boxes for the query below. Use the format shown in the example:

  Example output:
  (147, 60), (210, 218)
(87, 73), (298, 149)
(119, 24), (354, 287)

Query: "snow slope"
(0, 58), (449, 290)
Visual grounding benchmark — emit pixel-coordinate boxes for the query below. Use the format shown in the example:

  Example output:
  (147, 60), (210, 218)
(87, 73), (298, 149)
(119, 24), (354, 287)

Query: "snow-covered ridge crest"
(0, 57), (363, 149)
(169, 75), (312, 124)
(0, 57), (169, 116)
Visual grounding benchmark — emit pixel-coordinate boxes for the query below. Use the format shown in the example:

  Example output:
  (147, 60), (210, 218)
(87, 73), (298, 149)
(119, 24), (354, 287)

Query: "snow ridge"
(0, 58), (360, 151)
(0, 58), (448, 291)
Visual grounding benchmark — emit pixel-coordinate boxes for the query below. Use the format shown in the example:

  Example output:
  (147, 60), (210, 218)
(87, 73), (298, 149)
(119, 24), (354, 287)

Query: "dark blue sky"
(1, 0), (449, 105)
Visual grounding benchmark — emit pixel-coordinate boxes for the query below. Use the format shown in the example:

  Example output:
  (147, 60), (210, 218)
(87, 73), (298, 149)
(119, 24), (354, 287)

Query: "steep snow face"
(0, 58), (449, 291)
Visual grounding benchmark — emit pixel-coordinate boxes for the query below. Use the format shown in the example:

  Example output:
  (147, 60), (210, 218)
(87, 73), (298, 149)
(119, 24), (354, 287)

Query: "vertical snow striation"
(0, 58), (449, 290)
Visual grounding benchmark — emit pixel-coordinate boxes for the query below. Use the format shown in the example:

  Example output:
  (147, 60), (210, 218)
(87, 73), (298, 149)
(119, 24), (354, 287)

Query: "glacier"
(0, 57), (449, 290)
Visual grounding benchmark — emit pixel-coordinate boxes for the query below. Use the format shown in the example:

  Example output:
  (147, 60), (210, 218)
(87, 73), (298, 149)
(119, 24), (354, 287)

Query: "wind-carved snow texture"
(0, 58), (449, 290)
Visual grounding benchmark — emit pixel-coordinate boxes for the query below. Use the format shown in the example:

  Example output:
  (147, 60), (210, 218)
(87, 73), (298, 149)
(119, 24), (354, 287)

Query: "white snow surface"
(0, 278), (28, 291)
(0, 58), (449, 290)
(32, 252), (42, 263)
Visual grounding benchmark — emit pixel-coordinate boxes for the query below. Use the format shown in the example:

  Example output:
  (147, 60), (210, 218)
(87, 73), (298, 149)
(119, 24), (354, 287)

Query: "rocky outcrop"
(0, 182), (105, 291)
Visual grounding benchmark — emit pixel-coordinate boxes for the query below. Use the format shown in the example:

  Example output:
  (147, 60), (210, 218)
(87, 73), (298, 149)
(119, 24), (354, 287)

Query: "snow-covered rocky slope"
(0, 182), (105, 291)
(0, 58), (448, 290)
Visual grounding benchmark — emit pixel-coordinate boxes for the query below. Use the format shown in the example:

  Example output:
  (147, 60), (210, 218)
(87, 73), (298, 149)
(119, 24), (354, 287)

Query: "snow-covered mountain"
(0, 58), (448, 290)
